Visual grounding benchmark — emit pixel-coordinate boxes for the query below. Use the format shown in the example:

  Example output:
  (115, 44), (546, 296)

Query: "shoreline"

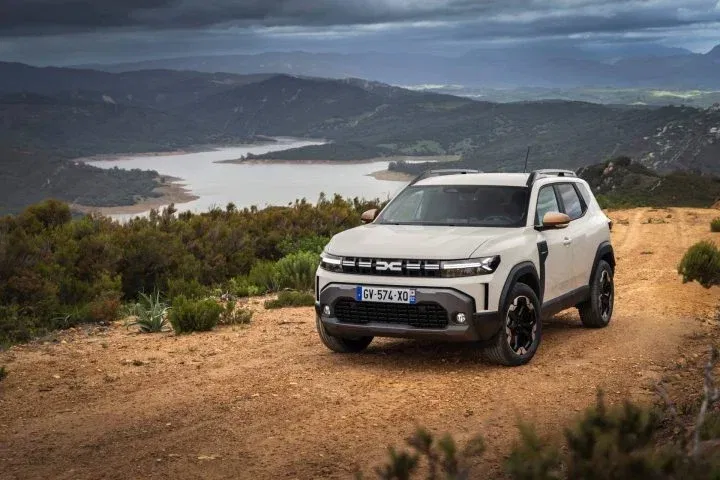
(74, 136), (284, 163)
(217, 154), (460, 166)
(72, 178), (198, 216)
(367, 169), (415, 182)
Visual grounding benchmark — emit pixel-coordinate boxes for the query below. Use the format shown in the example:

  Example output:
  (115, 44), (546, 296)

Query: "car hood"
(326, 224), (516, 260)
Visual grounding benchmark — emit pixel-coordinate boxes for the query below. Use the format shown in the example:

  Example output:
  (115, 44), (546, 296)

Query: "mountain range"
(1, 61), (719, 212)
(74, 44), (720, 89)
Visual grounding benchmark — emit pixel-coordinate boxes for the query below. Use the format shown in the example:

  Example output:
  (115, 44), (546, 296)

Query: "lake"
(86, 138), (409, 218)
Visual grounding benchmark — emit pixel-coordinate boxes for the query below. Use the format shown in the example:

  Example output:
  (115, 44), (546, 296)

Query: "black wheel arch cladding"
(499, 261), (542, 309)
(589, 241), (615, 285)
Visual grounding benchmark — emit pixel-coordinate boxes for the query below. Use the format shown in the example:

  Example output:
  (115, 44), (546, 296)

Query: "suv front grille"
(339, 258), (442, 277)
(334, 299), (449, 329)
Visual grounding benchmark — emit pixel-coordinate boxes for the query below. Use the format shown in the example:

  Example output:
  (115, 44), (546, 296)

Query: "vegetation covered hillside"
(577, 156), (720, 208)
(0, 196), (384, 346)
(0, 148), (161, 214)
(3, 62), (720, 212)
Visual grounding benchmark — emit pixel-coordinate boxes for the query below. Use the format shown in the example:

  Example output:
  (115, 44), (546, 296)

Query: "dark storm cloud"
(3, 0), (717, 37)
(1, 1), (719, 64)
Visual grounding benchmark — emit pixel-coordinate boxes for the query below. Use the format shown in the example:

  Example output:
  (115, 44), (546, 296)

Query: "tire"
(483, 283), (542, 366)
(578, 260), (614, 328)
(315, 315), (373, 353)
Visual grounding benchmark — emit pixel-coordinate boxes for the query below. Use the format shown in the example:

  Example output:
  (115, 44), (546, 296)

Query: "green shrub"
(166, 277), (211, 300)
(711, 218), (720, 233)
(51, 304), (92, 329)
(264, 291), (315, 309)
(169, 296), (222, 333)
(678, 241), (720, 288)
(275, 251), (320, 291)
(278, 235), (329, 255)
(700, 411), (720, 441)
(371, 428), (485, 480)
(0, 305), (36, 346)
(219, 301), (253, 325)
(87, 291), (121, 323)
(564, 393), (668, 479)
(227, 276), (265, 297)
(248, 261), (279, 292)
(0, 366), (6, 382)
(505, 424), (561, 480)
(125, 291), (170, 333)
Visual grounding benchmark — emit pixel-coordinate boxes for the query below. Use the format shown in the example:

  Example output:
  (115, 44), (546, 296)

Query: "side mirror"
(539, 212), (571, 229)
(361, 209), (378, 224)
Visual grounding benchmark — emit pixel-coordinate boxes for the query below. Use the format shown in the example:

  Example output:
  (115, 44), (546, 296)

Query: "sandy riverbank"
(72, 178), (198, 216)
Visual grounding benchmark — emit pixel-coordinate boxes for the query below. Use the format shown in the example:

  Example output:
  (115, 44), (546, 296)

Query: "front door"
(535, 185), (574, 301)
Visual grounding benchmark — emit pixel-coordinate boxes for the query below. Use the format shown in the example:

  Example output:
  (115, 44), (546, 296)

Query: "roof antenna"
(523, 146), (531, 173)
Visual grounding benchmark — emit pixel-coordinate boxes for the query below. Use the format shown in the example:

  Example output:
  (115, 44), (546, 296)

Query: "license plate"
(356, 286), (416, 304)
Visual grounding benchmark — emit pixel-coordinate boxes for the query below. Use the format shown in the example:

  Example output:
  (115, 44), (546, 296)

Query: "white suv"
(314, 169), (615, 366)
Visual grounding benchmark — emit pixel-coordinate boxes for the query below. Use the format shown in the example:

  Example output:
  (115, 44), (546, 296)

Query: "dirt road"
(1, 207), (718, 479)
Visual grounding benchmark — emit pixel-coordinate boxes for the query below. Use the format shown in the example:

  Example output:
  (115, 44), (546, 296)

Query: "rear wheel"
(483, 283), (542, 366)
(315, 315), (373, 353)
(578, 260), (614, 328)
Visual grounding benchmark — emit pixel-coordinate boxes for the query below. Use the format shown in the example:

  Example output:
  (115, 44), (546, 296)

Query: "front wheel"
(578, 260), (614, 328)
(315, 315), (373, 353)
(483, 283), (542, 366)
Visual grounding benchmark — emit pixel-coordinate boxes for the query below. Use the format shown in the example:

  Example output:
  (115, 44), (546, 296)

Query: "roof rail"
(526, 169), (577, 186)
(410, 168), (481, 185)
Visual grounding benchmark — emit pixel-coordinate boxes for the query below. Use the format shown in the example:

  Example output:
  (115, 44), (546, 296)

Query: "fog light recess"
(455, 313), (467, 324)
(322, 305), (331, 316)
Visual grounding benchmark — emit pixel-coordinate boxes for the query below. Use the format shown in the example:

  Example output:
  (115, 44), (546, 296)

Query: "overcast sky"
(1, 0), (719, 65)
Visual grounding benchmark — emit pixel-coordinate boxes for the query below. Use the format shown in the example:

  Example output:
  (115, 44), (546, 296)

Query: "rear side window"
(576, 183), (594, 206)
(557, 184), (584, 220)
(535, 186), (560, 224)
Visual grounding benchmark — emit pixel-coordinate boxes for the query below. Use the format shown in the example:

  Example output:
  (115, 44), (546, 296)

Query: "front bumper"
(316, 283), (503, 342)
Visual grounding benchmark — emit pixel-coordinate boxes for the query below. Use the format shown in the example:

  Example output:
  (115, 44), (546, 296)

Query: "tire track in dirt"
(1, 208), (719, 480)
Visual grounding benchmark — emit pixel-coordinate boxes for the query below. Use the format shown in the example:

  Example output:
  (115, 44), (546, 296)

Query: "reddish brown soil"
(1, 207), (719, 480)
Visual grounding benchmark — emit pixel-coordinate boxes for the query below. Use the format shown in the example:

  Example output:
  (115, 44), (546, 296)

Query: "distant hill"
(577, 157), (720, 208)
(0, 62), (272, 109)
(75, 44), (720, 89)
(2, 62), (720, 212)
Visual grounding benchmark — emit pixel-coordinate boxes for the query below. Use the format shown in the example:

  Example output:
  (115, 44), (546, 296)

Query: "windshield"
(377, 185), (529, 227)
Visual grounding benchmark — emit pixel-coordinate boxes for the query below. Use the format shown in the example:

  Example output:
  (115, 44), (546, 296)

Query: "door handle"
(563, 237), (572, 246)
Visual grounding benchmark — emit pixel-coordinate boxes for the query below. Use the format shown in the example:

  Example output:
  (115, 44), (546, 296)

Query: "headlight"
(319, 252), (343, 272)
(440, 256), (500, 277)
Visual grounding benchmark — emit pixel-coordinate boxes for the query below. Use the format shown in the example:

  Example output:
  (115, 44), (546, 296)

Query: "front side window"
(377, 185), (529, 227)
(535, 186), (560, 224)
(557, 184), (584, 220)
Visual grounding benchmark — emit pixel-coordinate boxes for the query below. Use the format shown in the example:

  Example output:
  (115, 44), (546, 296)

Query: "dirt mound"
(1, 207), (719, 480)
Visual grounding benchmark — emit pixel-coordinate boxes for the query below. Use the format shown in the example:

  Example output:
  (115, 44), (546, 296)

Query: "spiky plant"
(125, 291), (170, 333)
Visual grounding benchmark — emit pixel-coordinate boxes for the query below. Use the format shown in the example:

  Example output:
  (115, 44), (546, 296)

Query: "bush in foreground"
(712, 218), (720, 233)
(169, 296), (222, 333)
(264, 291), (315, 309)
(125, 291), (170, 333)
(219, 301), (253, 325)
(226, 276), (265, 298)
(274, 251), (320, 291)
(678, 241), (720, 288)
(0, 366), (6, 382)
(369, 391), (720, 479)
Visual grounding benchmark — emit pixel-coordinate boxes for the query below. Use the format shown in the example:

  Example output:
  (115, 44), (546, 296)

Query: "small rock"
(197, 454), (220, 460)
(52, 374), (60, 379)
